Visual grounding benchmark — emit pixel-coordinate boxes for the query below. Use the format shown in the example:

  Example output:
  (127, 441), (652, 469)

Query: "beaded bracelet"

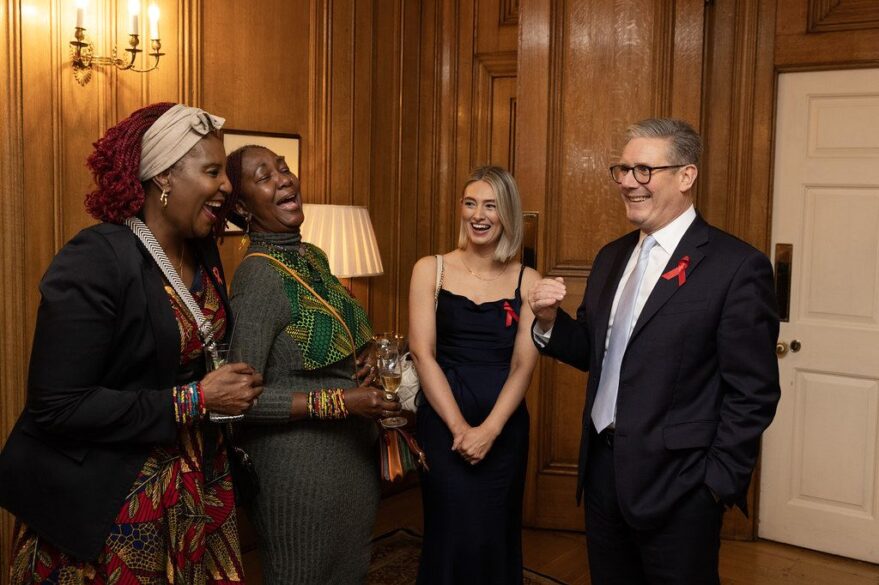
(172, 381), (207, 425)
(305, 388), (348, 420)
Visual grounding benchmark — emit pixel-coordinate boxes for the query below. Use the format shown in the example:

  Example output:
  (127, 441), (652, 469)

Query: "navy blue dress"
(416, 265), (530, 585)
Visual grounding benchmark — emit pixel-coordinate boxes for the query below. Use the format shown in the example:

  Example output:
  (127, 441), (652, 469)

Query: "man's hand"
(528, 277), (567, 331)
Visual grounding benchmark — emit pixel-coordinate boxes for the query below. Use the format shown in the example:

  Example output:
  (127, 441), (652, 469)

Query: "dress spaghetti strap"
(514, 263), (526, 299)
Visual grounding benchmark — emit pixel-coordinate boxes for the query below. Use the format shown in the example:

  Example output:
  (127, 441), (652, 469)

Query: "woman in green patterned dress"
(223, 145), (400, 584)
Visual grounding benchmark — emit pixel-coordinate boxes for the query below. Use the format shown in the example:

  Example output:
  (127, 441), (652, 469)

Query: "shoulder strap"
(434, 254), (444, 310)
(245, 252), (356, 355)
(515, 263), (526, 298)
(124, 217), (220, 364)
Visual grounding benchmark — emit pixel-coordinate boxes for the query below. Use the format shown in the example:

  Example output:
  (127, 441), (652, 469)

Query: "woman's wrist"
(480, 417), (503, 438)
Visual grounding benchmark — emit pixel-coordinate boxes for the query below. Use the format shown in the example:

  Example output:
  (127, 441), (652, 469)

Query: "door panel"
(760, 67), (879, 563)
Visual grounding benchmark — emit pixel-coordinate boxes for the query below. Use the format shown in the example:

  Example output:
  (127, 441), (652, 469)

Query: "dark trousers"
(583, 427), (723, 585)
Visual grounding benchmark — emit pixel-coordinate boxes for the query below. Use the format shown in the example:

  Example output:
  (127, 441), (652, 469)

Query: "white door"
(759, 68), (879, 562)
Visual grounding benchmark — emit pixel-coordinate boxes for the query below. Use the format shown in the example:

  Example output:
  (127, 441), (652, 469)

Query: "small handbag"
(379, 427), (429, 482)
(397, 254), (444, 413)
(221, 425), (261, 506)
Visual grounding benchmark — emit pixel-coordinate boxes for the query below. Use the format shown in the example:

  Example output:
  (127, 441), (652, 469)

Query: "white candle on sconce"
(148, 4), (160, 40)
(75, 0), (87, 28)
(128, 0), (140, 35)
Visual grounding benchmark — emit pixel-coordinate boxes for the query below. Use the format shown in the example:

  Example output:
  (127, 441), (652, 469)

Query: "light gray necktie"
(592, 235), (657, 433)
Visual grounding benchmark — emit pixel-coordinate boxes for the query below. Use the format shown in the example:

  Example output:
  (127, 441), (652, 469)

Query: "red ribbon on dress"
(211, 266), (224, 286)
(662, 256), (690, 286)
(503, 301), (519, 328)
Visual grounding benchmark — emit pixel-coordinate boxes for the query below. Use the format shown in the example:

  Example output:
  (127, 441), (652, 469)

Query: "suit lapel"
(629, 215), (709, 343)
(593, 232), (639, 364)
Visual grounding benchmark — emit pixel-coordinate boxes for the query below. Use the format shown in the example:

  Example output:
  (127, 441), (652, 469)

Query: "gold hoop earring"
(160, 188), (169, 208)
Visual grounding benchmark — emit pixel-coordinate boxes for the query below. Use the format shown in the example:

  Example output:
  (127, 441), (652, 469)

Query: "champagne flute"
(378, 346), (407, 429)
(207, 342), (245, 423)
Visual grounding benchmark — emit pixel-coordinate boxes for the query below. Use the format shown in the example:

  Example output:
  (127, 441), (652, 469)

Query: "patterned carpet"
(368, 528), (566, 584)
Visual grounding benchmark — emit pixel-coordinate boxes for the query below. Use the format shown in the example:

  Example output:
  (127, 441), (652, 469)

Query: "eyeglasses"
(609, 164), (687, 185)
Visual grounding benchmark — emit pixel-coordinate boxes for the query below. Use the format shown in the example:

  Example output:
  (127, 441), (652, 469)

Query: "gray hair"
(626, 118), (703, 166)
(457, 166), (523, 263)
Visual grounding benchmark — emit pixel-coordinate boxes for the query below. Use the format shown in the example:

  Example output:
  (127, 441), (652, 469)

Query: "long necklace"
(460, 255), (509, 282)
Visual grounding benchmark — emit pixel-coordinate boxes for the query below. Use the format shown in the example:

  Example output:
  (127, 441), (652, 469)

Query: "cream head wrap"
(138, 104), (226, 181)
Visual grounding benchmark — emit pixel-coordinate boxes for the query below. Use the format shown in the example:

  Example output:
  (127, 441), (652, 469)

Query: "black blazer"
(538, 215), (780, 530)
(0, 223), (231, 560)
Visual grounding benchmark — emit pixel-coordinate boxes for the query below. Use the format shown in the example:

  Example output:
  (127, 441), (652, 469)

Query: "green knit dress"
(229, 231), (379, 585)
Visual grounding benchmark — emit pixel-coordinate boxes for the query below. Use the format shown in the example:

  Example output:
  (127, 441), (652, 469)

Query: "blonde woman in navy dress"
(409, 165), (540, 584)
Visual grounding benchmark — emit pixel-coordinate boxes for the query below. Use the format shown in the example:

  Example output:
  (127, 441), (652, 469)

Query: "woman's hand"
(344, 386), (402, 420)
(453, 424), (500, 465)
(200, 362), (264, 415)
(354, 348), (375, 385)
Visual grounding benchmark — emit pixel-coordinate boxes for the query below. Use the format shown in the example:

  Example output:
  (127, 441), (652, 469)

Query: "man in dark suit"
(529, 118), (780, 584)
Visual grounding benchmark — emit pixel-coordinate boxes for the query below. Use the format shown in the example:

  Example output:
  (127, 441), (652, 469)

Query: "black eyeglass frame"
(608, 164), (689, 185)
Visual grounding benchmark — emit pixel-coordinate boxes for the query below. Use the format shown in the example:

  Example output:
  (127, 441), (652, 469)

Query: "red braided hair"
(84, 102), (175, 223)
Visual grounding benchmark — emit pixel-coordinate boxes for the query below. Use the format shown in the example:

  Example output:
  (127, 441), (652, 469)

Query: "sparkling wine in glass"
(378, 347), (407, 429)
(207, 342), (245, 423)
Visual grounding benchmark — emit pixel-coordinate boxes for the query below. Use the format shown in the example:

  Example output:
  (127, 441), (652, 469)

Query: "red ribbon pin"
(662, 256), (690, 286)
(212, 266), (224, 286)
(503, 301), (519, 328)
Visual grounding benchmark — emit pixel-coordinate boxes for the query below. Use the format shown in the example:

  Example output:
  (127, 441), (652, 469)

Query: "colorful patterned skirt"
(9, 425), (244, 585)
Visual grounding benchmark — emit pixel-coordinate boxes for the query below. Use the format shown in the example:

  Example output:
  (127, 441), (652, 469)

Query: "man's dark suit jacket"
(0, 223), (231, 560)
(538, 215), (780, 530)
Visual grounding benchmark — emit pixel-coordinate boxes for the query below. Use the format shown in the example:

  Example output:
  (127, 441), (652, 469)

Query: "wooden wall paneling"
(21, 0), (62, 339)
(477, 0), (518, 53)
(702, 0), (778, 252)
(306, 0), (331, 206)
(776, 0), (879, 69)
(520, 0), (706, 531)
(448, 0), (475, 238)
(670, 0), (705, 121)
(414, 0), (445, 263)
(807, 0), (879, 34)
(328, 0), (356, 206)
(517, 0), (551, 527)
(201, 0), (310, 135)
(326, 0), (372, 307)
(472, 51), (517, 169)
(700, 0), (778, 540)
(347, 0), (376, 307)
(390, 0), (426, 334)
(500, 0), (519, 27)
(1, 0), (26, 576)
(369, 0), (403, 333)
(179, 0), (201, 106)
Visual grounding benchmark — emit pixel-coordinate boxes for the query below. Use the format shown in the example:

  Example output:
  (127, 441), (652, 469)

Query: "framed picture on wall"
(221, 130), (301, 233)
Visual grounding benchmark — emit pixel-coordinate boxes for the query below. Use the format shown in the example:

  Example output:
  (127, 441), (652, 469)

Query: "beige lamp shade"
(300, 204), (384, 278)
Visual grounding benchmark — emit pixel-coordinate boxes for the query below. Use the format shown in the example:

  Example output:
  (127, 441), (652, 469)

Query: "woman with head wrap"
(0, 103), (263, 584)
(220, 145), (400, 584)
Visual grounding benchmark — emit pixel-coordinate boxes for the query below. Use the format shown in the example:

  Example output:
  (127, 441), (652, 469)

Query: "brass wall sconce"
(70, 0), (164, 86)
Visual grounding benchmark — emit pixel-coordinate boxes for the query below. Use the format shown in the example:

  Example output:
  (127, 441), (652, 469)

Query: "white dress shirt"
(534, 205), (697, 348)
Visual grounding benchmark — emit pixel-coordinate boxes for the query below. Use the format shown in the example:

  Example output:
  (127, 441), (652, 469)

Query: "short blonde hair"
(457, 166), (523, 263)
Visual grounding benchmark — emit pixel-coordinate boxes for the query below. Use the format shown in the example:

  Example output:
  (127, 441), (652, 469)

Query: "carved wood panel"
(808, 0), (879, 33)
(777, 0), (879, 68)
